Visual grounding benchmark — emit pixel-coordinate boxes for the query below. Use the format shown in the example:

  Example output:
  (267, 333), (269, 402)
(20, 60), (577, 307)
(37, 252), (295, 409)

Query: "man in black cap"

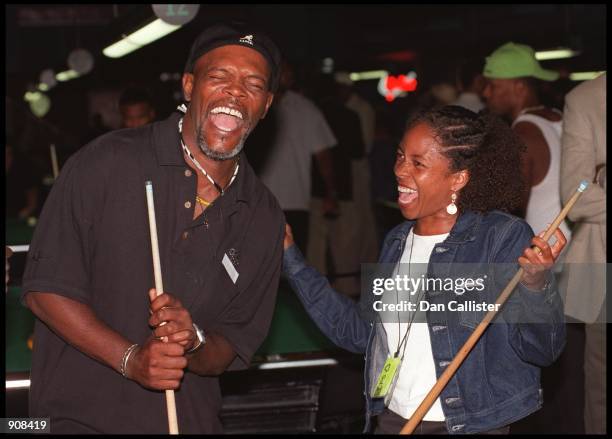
(22, 23), (284, 433)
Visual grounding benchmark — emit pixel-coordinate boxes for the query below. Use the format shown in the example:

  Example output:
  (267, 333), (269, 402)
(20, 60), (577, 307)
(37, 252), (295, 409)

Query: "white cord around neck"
(178, 116), (239, 195)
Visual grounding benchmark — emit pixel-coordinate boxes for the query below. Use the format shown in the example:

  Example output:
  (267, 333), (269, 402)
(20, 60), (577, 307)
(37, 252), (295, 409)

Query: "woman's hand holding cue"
(283, 224), (295, 250)
(518, 228), (567, 291)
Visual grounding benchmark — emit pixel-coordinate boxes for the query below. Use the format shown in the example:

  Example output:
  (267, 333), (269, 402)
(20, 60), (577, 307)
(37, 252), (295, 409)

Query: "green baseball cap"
(483, 42), (559, 81)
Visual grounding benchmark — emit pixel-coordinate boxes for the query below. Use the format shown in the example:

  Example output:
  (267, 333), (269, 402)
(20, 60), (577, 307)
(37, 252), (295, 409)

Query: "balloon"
(39, 69), (57, 88)
(68, 48), (94, 74)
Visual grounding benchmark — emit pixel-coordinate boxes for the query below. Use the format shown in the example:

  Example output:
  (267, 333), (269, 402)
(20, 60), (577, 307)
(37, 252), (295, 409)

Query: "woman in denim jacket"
(282, 106), (567, 434)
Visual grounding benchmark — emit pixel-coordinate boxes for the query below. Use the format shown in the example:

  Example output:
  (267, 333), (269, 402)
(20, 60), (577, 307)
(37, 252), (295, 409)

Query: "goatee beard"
(196, 126), (248, 161)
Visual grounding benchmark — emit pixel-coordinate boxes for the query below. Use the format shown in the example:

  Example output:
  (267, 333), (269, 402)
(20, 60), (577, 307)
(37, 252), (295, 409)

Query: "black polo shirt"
(21, 112), (284, 434)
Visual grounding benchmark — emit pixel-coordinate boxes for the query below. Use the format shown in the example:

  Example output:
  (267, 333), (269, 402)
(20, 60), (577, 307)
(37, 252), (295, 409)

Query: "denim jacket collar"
(387, 210), (482, 245)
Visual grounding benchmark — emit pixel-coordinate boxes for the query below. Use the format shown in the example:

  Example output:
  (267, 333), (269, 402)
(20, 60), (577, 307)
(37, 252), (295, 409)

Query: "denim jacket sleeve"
(492, 218), (566, 367)
(282, 244), (370, 353)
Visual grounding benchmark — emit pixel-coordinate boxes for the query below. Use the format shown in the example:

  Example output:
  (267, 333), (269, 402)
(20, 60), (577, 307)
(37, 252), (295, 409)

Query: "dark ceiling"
(6, 4), (606, 86)
(4, 3), (607, 151)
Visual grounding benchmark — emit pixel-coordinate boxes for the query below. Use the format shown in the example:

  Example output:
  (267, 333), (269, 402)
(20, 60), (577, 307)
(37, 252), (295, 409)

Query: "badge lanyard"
(372, 230), (427, 402)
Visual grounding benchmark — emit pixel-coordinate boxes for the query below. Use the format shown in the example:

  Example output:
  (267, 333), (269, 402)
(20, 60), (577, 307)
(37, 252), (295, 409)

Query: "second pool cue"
(400, 180), (589, 434)
(50, 144), (59, 179)
(145, 181), (179, 435)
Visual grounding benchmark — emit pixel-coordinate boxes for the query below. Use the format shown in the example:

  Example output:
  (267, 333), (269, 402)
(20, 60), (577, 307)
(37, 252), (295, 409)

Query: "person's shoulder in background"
(565, 73), (605, 103)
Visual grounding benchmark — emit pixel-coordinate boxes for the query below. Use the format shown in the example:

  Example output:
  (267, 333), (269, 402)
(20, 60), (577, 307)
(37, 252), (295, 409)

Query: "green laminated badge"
(372, 357), (401, 398)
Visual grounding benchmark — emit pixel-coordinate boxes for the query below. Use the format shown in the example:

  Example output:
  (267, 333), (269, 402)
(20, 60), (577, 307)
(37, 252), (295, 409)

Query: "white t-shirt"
(451, 92), (485, 114)
(512, 113), (572, 243)
(258, 90), (337, 210)
(382, 229), (449, 421)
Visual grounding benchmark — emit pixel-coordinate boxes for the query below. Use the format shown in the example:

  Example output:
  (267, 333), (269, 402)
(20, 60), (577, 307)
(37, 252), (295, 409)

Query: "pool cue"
(145, 181), (179, 435)
(400, 180), (589, 435)
(50, 144), (59, 179)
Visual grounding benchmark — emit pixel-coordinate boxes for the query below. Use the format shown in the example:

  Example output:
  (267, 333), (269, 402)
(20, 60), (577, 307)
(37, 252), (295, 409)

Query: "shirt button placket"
(185, 201), (192, 209)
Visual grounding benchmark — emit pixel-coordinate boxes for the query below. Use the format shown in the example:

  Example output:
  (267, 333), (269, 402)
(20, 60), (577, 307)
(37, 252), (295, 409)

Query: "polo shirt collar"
(152, 111), (185, 166)
(152, 112), (253, 207)
(224, 152), (252, 207)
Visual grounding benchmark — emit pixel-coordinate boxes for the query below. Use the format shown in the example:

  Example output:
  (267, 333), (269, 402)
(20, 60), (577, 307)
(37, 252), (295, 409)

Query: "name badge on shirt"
(222, 253), (239, 284)
(372, 356), (402, 399)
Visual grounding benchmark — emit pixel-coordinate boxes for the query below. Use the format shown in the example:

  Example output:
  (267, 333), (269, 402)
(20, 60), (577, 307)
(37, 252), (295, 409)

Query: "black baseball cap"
(184, 23), (281, 92)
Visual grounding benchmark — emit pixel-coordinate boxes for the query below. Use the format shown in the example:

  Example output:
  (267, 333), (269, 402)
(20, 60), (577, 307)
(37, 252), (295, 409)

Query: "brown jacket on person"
(560, 73), (606, 323)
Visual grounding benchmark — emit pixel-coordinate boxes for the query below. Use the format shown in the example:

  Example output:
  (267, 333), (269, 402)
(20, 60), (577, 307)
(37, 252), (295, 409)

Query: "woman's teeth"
(398, 186), (418, 205)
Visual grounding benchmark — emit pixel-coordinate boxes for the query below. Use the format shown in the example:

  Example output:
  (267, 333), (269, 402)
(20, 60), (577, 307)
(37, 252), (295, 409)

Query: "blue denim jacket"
(282, 210), (566, 433)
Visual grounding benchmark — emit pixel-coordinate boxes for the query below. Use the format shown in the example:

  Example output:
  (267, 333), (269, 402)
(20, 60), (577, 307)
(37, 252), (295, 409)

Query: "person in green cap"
(482, 42), (571, 249)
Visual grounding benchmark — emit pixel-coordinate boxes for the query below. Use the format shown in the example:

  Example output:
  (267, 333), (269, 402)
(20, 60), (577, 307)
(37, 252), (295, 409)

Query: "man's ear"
(260, 93), (274, 119)
(182, 73), (194, 102)
(513, 78), (528, 96)
(452, 169), (470, 193)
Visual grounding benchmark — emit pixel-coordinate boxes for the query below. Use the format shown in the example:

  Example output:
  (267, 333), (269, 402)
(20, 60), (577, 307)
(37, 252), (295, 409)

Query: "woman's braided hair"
(406, 105), (526, 213)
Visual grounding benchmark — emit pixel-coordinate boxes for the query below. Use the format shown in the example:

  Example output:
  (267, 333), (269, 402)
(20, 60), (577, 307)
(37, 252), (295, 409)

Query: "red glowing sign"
(378, 72), (418, 102)
(386, 74), (418, 92)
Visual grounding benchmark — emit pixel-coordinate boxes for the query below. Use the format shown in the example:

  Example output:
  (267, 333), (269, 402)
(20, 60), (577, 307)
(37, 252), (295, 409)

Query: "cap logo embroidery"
(239, 34), (254, 45)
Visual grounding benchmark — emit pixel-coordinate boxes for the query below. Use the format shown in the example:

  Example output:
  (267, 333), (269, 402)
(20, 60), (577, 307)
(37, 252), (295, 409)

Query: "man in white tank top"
(480, 42), (571, 244)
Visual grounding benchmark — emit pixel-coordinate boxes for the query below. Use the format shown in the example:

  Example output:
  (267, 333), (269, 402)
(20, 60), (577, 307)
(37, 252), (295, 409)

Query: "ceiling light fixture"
(103, 18), (181, 58)
(23, 91), (51, 117)
(55, 70), (80, 82)
(569, 71), (605, 81)
(349, 70), (389, 81)
(535, 48), (580, 60)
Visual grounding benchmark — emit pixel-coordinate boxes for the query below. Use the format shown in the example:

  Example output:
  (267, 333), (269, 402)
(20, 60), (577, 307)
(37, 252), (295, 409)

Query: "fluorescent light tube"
(535, 49), (580, 60)
(257, 358), (338, 369)
(569, 71), (605, 81)
(103, 19), (181, 58)
(6, 379), (31, 389)
(55, 70), (80, 82)
(349, 70), (388, 81)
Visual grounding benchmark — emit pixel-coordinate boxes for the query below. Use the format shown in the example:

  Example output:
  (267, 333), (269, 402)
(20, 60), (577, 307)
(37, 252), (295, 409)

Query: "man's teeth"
(210, 106), (243, 119)
(398, 186), (417, 194)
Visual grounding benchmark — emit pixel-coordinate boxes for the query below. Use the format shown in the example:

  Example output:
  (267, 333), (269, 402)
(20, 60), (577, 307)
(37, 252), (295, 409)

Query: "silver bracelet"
(185, 323), (206, 354)
(120, 343), (139, 378)
(185, 338), (202, 354)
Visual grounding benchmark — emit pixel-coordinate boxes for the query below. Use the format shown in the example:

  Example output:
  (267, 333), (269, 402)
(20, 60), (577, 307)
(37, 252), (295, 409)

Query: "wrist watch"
(186, 323), (206, 354)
